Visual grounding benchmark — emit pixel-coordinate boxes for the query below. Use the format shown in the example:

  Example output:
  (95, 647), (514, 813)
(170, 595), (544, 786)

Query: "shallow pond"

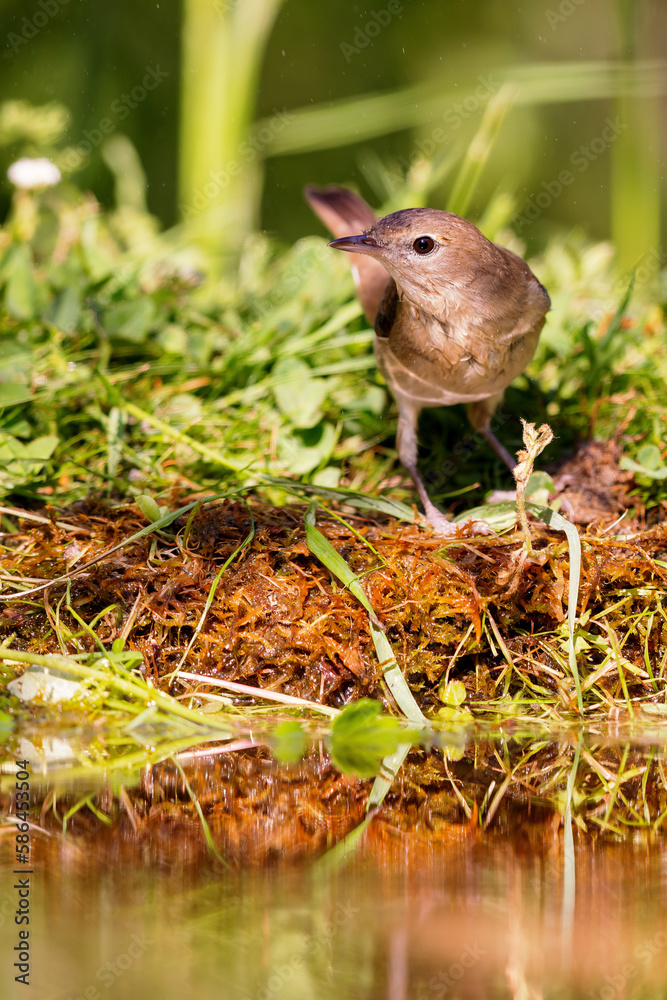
(2, 732), (667, 1000)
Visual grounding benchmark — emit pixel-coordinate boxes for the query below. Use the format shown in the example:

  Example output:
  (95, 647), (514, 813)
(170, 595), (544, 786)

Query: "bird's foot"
(485, 489), (517, 504)
(422, 502), (495, 537)
(454, 517), (496, 537)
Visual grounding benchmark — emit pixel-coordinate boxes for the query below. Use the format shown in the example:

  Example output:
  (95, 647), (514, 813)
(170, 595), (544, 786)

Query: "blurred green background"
(1, 0), (664, 264)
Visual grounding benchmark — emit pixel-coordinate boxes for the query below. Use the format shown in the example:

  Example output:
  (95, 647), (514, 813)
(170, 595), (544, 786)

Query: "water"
(2, 735), (667, 999)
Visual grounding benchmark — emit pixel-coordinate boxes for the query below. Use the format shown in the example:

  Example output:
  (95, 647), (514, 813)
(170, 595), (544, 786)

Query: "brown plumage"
(304, 185), (550, 535)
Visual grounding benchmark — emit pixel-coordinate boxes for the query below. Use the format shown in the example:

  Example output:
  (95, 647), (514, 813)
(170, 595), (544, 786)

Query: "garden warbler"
(304, 185), (550, 535)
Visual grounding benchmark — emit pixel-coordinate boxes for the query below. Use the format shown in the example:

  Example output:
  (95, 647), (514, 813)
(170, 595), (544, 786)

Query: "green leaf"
(48, 285), (81, 333)
(103, 297), (156, 343)
(269, 720), (307, 764)
(434, 705), (474, 724)
(0, 432), (58, 490)
(26, 436), (59, 463)
(0, 339), (32, 383)
(311, 466), (341, 488)
(329, 700), (409, 778)
(439, 679), (467, 706)
(136, 495), (163, 523)
(156, 324), (188, 355)
(525, 471), (556, 504)
(80, 215), (113, 281)
(304, 502), (428, 726)
(304, 502), (374, 614)
(0, 384), (33, 408)
(158, 393), (203, 429)
(278, 423), (336, 475)
(2, 244), (37, 320)
(526, 501), (583, 714)
(272, 357), (329, 429)
(452, 501), (517, 531)
(620, 445), (667, 480)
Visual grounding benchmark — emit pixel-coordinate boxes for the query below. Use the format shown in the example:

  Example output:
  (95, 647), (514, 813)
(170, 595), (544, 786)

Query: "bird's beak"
(328, 233), (381, 255)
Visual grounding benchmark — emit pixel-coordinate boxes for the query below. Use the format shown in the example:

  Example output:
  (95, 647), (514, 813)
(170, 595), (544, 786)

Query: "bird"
(304, 184), (550, 535)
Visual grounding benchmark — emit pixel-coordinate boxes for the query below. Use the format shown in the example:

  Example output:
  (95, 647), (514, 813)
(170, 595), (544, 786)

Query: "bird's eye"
(413, 236), (435, 254)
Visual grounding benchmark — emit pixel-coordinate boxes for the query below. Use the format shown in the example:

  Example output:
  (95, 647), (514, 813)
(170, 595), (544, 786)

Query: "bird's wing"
(374, 298), (486, 406)
(374, 278), (399, 338)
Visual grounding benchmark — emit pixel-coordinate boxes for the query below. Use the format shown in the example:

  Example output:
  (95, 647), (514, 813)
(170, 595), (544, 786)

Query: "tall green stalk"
(611, 0), (661, 273)
(446, 83), (518, 218)
(179, 0), (284, 256)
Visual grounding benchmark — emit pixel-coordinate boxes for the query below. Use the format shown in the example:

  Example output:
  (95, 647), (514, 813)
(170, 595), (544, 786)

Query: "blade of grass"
(527, 502), (583, 715)
(304, 502), (428, 726)
(317, 742), (411, 871)
(179, 0), (284, 249)
(0, 506), (95, 535)
(62, 792), (112, 834)
(0, 647), (232, 731)
(173, 671), (340, 718)
(315, 815), (373, 871)
(257, 61), (666, 157)
(274, 480), (416, 523)
(600, 745), (630, 832)
(447, 83), (518, 218)
(604, 620), (636, 719)
(122, 400), (248, 473)
(562, 738), (582, 958)
(172, 756), (229, 866)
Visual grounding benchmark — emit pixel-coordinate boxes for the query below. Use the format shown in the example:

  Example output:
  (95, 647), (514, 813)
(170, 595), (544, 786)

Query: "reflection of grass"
(3, 732), (666, 862)
(1, 498), (665, 850)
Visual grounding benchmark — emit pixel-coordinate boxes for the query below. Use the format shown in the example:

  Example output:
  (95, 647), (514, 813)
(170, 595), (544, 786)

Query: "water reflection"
(2, 736), (667, 999)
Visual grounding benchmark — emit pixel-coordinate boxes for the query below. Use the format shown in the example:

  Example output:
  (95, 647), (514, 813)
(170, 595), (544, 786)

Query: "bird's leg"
(467, 396), (521, 505)
(479, 428), (516, 471)
(396, 400), (447, 529)
(395, 399), (492, 536)
(466, 395), (517, 470)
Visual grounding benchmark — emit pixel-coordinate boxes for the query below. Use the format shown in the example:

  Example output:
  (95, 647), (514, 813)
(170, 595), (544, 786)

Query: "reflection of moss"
(3, 734), (665, 869)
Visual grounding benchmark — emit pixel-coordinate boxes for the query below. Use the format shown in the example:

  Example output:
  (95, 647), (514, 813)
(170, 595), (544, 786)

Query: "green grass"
(0, 159), (665, 512)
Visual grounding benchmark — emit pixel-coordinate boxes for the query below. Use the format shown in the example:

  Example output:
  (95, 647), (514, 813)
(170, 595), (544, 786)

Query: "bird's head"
(328, 208), (496, 304)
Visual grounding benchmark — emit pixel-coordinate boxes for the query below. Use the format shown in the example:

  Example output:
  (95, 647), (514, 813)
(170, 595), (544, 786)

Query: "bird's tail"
(304, 185), (389, 324)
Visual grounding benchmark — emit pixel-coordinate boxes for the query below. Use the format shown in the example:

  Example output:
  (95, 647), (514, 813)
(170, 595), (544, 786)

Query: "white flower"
(7, 157), (61, 190)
